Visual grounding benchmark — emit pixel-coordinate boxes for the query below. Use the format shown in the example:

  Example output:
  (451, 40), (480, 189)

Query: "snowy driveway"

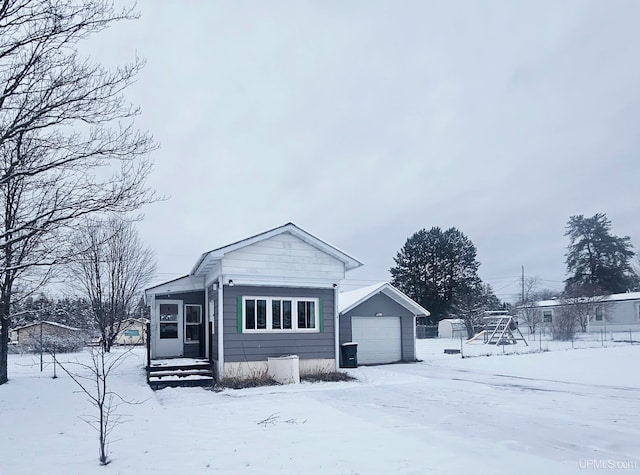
(1, 345), (639, 474)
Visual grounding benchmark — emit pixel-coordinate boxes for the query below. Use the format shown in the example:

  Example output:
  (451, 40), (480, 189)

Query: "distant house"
(338, 282), (429, 365)
(523, 291), (640, 333)
(114, 318), (148, 345)
(12, 321), (83, 350)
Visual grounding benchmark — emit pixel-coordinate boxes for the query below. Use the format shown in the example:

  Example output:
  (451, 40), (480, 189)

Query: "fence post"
(539, 331), (542, 351)
(459, 335), (464, 359)
(146, 322), (151, 368)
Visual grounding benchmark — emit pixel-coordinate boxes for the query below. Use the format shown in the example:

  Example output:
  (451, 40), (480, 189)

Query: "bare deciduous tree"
(0, 0), (157, 384)
(54, 345), (138, 465)
(68, 217), (155, 352)
(559, 293), (609, 334)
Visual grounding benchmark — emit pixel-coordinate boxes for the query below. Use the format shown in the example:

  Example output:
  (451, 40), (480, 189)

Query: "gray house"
(339, 282), (430, 364)
(145, 223), (363, 381)
(528, 291), (640, 333)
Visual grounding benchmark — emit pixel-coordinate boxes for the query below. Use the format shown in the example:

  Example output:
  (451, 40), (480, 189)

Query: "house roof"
(145, 274), (191, 292)
(535, 291), (640, 308)
(339, 282), (430, 316)
(190, 222), (364, 277)
(13, 321), (81, 332)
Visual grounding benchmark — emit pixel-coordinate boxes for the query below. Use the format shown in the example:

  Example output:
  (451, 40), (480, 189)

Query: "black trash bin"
(340, 342), (358, 368)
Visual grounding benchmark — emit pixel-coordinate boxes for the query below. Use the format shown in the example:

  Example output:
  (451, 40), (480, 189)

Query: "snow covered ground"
(1, 337), (639, 475)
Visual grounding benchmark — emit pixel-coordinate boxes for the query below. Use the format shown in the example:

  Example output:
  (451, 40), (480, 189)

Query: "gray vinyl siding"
(340, 293), (416, 361)
(223, 285), (335, 362)
(156, 290), (206, 357)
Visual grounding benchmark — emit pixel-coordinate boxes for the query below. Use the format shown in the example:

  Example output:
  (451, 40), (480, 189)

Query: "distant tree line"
(11, 292), (149, 334)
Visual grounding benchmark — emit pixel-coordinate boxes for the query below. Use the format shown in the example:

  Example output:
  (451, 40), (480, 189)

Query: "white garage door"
(351, 316), (402, 365)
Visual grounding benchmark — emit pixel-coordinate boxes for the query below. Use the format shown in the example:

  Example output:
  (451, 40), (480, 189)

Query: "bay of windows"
(243, 296), (318, 332)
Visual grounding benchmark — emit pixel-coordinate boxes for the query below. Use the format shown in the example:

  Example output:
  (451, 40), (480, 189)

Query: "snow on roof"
(13, 321), (81, 332)
(438, 318), (465, 325)
(536, 291), (640, 307)
(339, 282), (386, 313)
(339, 282), (430, 316)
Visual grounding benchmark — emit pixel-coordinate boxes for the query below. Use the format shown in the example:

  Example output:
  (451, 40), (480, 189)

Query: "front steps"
(147, 358), (215, 390)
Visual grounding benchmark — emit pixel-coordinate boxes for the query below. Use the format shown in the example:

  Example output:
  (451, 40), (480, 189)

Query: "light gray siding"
(223, 285), (335, 362)
(340, 293), (416, 361)
(156, 290), (206, 357)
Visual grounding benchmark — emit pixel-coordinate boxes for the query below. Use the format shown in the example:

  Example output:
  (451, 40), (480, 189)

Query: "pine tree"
(390, 227), (482, 320)
(564, 213), (639, 295)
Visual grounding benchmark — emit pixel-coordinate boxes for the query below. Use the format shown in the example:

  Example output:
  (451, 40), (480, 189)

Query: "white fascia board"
(381, 286), (431, 316)
(204, 267), (222, 288)
(339, 283), (386, 314)
(285, 225), (364, 272)
(145, 275), (204, 296)
(221, 276), (337, 289)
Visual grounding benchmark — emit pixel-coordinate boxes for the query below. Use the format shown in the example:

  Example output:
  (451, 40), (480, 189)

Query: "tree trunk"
(0, 291), (12, 385)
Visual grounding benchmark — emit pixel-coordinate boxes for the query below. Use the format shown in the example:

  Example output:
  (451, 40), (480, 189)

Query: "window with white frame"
(185, 304), (202, 342)
(636, 303), (640, 320)
(242, 296), (319, 332)
(542, 309), (553, 323)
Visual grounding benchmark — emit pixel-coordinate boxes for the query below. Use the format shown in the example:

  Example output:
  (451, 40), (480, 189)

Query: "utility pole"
(521, 266), (525, 303)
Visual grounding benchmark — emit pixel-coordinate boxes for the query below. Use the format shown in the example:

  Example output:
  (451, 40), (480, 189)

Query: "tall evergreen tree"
(564, 213), (639, 295)
(390, 227), (482, 319)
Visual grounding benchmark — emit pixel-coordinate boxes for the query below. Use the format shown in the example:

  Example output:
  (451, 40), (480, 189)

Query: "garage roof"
(339, 282), (430, 316)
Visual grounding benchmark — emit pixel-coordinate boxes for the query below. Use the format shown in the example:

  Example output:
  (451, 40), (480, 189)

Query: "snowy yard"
(1, 338), (639, 475)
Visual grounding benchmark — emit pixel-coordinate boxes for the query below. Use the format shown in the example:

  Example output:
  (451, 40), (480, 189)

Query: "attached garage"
(351, 316), (402, 364)
(339, 282), (430, 365)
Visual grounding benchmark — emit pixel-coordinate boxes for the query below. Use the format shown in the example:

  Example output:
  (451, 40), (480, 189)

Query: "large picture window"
(185, 304), (202, 342)
(241, 296), (319, 333)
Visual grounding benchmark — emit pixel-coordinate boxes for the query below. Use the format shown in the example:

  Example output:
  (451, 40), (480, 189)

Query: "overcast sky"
(91, 1), (640, 302)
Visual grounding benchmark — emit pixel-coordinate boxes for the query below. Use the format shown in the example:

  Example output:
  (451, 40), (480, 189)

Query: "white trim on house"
(240, 296), (320, 333)
(145, 274), (204, 296)
(184, 304), (202, 344)
(204, 286), (209, 359)
(12, 321), (81, 332)
(217, 278), (224, 379)
(334, 284), (340, 371)
(217, 276), (340, 289)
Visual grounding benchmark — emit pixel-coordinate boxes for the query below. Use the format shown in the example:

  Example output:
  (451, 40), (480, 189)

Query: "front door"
(155, 300), (183, 358)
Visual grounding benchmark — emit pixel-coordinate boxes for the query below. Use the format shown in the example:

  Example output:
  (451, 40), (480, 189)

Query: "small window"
(245, 299), (267, 330)
(297, 301), (316, 329)
(185, 305), (202, 342)
(272, 299), (293, 330)
(159, 304), (179, 339)
(543, 310), (553, 323)
(595, 306), (603, 321)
